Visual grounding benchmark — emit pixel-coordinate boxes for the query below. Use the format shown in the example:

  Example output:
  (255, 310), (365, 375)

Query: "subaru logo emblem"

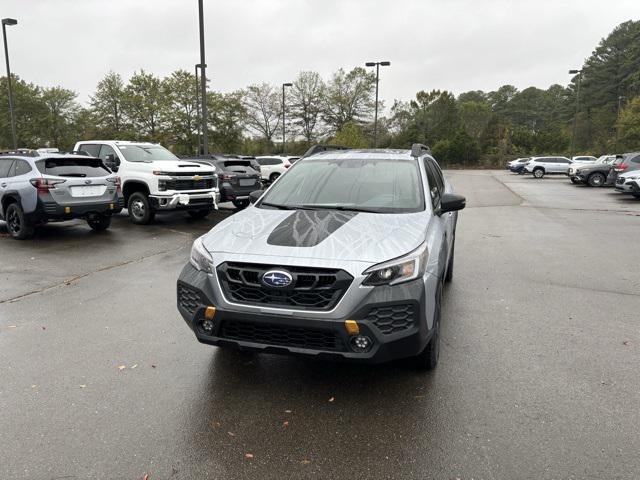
(262, 270), (293, 288)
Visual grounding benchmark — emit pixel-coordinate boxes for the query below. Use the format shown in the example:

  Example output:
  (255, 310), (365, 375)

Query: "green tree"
(322, 67), (375, 133)
(90, 71), (127, 137)
(458, 100), (492, 141)
(123, 70), (165, 141)
(0, 75), (47, 148)
(41, 86), (80, 149)
(161, 69), (199, 154)
(208, 90), (246, 153)
(332, 121), (368, 148)
(616, 96), (640, 151)
(244, 82), (281, 143)
(290, 71), (325, 142)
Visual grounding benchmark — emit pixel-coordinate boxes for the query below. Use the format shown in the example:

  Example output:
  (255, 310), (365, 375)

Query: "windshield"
(259, 157), (425, 214)
(116, 145), (179, 162)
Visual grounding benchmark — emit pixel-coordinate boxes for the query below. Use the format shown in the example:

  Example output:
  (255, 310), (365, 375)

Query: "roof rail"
(0, 149), (40, 157)
(300, 144), (351, 159)
(411, 143), (431, 158)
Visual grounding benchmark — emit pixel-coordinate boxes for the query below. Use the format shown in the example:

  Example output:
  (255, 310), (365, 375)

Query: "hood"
(201, 207), (428, 264)
(619, 170), (640, 179)
(143, 160), (214, 174)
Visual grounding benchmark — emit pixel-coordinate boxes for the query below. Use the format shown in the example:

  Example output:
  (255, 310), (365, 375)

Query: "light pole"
(568, 69), (582, 158)
(616, 95), (626, 152)
(195, 64), (203, 155)
(282, 82), (292, 154)
(2, 18), (18, 149)
(197, 0), (208, 155)
(365, 61), (390, 148)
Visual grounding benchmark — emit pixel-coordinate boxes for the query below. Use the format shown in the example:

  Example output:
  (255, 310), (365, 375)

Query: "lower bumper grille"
(178, 283), (201, 314)
(366, 304), (416, 334)
(220, 319), (346, 351)
(163, 178), (215, 191)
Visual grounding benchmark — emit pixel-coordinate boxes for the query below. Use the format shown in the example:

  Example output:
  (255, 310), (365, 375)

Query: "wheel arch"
(122, 181), (150, 205)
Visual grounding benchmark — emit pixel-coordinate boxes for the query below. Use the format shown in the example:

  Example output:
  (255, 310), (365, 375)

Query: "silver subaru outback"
(177, 145), (465, 369)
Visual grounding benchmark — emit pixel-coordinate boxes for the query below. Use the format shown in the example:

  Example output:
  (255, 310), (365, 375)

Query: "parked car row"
(506, 152), (640, 198)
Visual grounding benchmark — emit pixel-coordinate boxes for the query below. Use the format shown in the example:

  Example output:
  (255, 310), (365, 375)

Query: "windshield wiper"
(301, 204), (383, 213)
(260, 202), (300, 210)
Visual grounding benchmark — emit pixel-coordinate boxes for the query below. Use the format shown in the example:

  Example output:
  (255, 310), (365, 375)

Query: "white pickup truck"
(73, 141), (219, 224)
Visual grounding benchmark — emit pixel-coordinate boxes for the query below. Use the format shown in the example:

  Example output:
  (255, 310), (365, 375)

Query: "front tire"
(87, 214), (111, 231)
(5, 203), (35, 240)
(587, 172), (606, 187)
(570, 177), (578, 184)
(533, 168), (545, 179)
(269, 172), (280, 183)
(410, 280), (442, 370)
(187, 209), (213, 219)
(128, 192), (155, 225)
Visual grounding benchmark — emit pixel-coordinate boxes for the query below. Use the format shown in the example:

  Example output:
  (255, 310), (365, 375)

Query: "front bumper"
(176, 262), (434, 364)
(149, 190), (220, 210)
(614, 181), (638, 193)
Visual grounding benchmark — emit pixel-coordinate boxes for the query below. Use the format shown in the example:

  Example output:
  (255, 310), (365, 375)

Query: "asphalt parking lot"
(1, 171), (639, 480)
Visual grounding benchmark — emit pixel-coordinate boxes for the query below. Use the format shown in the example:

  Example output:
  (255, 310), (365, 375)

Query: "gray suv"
(177, 145), (466, 370)
(0, 151), (123, 239)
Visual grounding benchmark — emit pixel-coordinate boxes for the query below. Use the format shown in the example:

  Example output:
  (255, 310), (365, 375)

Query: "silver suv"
(177, 145), (466, 370)
(0, 151), (123, 239)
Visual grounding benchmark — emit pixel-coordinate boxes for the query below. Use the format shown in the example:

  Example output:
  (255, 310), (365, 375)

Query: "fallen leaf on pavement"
(151, 364), (156, 369)
(131, 364), (138, 369)
(31, 384), (37, 388)
(41, 326), (46, 330)
(301, 459), (311, 465)
(8, 325), (17, 329)
(227, 431), (235, 437)
(143, 475), (149, 480)
(79, 385), (86, 388)
(285, 409), (292, 413)
(623, 341), (631, 346)
(282, 421), (289, 428)
(328, 397), (335, 402)
(244, 453), (254, 459)
(118, 365), (126, 371)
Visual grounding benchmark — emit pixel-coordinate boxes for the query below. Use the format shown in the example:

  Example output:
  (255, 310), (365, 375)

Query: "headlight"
(152, 171), (171, 176)
(190, 237), (214, 273)
(362, 241), (429, 286)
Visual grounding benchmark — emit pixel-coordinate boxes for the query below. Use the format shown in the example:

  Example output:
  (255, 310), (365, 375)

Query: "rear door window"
(77, 143), (101, 157)
(11, 160), (32, 176)
(0, 158), (15, 178)
(36, 158), (110, 178)
(98, 144), (118, 161)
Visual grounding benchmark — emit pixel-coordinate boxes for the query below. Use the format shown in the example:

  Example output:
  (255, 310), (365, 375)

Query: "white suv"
(255, 156), (295, 183)
(524, 156), (573, 178)
(73, 141), (219, 224)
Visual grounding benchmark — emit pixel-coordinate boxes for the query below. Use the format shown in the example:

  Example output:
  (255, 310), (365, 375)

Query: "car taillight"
(219, 173), (236, 181)
(107, 176), (122, 192)
(29, 178), (66, 195)
(616, 164), (628, 171)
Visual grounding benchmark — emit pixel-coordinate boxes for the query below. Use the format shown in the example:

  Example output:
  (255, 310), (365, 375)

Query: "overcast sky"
(2, 0), (639, 107)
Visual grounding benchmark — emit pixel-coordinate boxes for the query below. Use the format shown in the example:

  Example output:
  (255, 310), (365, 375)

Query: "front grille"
(163, 178), (215, 191)
(366, 304), (416, 334)
(177, 283), (201, 314)
(217, 262), (353, 311)
(220, 319), (346, 351)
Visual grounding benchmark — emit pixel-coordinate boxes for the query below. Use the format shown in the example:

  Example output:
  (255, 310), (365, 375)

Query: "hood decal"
(267, 210), (357, 247)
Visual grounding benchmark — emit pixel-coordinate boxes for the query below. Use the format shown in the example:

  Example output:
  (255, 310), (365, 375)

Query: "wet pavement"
(1, 172), (639, 479)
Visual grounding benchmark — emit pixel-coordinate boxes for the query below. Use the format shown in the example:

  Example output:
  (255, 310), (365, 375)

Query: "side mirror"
(249, 190), (264, 204)
(440, 193), (466, 214)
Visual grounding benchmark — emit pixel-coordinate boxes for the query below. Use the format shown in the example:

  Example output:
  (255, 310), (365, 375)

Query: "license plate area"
(70, 185), (106, 197)
(239, 178), (257, 187)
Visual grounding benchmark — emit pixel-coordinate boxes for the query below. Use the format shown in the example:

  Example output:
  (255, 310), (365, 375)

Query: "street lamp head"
(568, 69), (581, 74)
(365, 62), (376, 67)
(283, 82), (293, 87)
(2, 18), (18, 26)
(380, 61), (391, 66)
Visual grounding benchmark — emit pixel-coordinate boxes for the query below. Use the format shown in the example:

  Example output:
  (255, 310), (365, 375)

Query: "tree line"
(1, 20), (639, 166)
